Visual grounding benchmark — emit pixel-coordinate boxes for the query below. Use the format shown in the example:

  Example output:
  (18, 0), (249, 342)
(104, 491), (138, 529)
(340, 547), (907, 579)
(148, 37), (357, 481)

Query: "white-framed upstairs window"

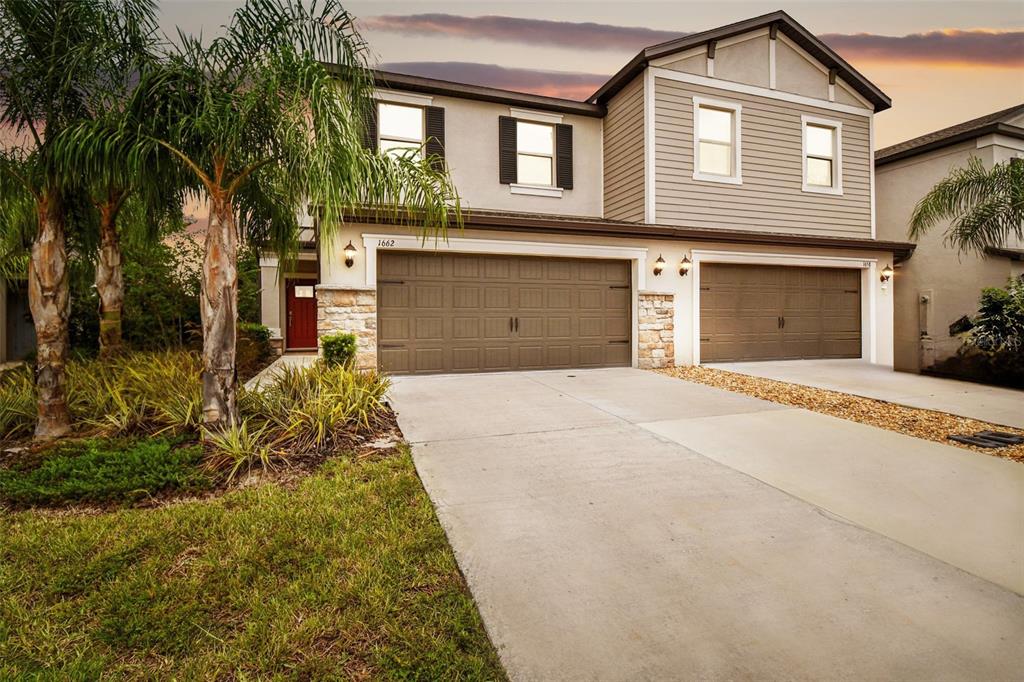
(516, 120), (555, 186)
(692, 96), (742, 185)
(378, 102), (424, 160)
(802, 115), (843, 195)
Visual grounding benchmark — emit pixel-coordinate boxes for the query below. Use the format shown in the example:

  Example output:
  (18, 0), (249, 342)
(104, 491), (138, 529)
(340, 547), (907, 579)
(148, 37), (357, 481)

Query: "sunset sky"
(158, 1), (1024, 149)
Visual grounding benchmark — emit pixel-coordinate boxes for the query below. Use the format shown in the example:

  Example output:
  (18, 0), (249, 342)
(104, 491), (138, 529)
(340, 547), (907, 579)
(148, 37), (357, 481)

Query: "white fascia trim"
(777, 33), (830, 76)
(837, 77), (872, 108)
(374, 89), (433, 107)
(650, 45), (705, 68)
(509, 107), (563, 124)
(651, 66), (873, 117)
(689, 249), (878, 365)
(801, 114), (844, 196)
(717, 27), (769, 49)
(361, 233), (649, 290)
(510, 183), (563, 198)
(644, 68), (656, 222)
(769, 37), (777, 89)
(693, 95), (743, 185)
(977, 133), (1024, 152)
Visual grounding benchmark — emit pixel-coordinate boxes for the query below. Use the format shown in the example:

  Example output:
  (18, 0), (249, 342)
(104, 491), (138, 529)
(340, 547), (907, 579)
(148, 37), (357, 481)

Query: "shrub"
(237, 322), (274, 379)
(0, 437), (211, 507)
(321, 332), (358, 368)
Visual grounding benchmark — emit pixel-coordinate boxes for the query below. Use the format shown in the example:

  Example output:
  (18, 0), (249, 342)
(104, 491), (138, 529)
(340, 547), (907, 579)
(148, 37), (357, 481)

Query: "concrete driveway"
(390, 368), (1024, 681)
(708, 359), (1024, 429)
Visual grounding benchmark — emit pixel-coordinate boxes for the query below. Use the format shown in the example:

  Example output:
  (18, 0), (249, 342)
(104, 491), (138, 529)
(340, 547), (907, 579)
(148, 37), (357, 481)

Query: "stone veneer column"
(637, 292), (675, 369)
(315, 285), (377, 370)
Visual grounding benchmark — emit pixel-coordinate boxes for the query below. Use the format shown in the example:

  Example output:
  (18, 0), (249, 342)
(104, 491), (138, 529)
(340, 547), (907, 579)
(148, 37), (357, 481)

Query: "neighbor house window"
(802, 116), (842, 194)
(692, 97), (742, 184)
(378, 102), (423, 160)
(516, 120), (554, 186)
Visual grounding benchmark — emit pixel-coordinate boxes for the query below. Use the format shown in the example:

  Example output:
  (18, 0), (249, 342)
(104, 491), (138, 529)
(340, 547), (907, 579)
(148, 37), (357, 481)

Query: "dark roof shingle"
(876, 103), (1024, 165)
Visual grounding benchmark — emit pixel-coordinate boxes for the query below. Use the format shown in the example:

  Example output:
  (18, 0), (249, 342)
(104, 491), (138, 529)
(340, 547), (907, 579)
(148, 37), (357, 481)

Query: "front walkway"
(708, 358), (1024, 428)
(390, 368), (1022, 681)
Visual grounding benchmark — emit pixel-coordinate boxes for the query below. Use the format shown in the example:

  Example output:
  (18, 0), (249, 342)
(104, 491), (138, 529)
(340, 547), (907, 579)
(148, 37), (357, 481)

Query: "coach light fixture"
(653, 254), (665, 276)
(679, 255), (692, 277)
(880, 264), (893, 283)
(344, 241), (357, 268)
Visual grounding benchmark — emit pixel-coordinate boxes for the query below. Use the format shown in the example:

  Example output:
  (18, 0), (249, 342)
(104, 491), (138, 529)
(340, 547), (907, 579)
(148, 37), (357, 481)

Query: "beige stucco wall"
(714, 34), (770, 88)
(382, 92), (604, 218)
(602, 74), (646, 222)
(652, 77), (872, 238)
(319, 224), (895, 367)
(876, 140), (1017, 372)
(774, 38), (829, 99)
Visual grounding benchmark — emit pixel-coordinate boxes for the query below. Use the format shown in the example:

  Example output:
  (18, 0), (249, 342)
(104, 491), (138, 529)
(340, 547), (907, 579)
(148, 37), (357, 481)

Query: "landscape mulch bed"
(656, 366), (1024, 464)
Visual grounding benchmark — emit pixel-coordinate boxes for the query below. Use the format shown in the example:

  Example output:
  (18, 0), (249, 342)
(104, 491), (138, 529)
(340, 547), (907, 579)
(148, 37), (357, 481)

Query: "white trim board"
(644, 68), (657, 223)
(689, 249), (879, 365)
(509, 107), (563, 124)
(373, 89), (433, 107)
(650, 66), (873, 117)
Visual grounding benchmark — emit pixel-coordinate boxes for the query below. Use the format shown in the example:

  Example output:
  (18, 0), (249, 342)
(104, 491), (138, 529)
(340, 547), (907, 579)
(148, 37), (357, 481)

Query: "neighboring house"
(260, 10), (915, 374)
(875, 104), (1024, 373)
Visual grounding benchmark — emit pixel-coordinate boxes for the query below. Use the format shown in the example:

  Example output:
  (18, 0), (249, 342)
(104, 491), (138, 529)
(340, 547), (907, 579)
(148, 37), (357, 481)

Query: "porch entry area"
(699, 263), (862, 362)
(285, 279), (318, 350)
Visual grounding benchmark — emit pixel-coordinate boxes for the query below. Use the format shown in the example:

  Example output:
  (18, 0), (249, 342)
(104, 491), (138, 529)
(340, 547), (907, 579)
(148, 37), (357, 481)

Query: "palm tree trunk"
(200, 195), (239, 429)
(28, 193), (71, 440)
(96, 196), (124, 358)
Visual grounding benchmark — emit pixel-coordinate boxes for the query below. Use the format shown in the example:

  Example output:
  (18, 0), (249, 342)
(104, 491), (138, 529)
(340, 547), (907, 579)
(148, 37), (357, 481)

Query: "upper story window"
(516, 121), (555, 186)
(802, 115), (843, 195)
(693, 96), (742, 185)
(378, 102), (423, 160)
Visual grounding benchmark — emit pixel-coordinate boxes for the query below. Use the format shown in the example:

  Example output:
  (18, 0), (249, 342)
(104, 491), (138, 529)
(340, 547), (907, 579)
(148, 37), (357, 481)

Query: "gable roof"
(588, 10), (891, 111)
(875, 103), (1024, 165)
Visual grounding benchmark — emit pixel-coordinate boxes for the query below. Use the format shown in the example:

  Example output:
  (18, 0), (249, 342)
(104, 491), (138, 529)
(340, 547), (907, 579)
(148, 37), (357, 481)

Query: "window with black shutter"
(555, 123), (573, 190)
(498, 116), (517, 184)
(424, 106), (445, 168)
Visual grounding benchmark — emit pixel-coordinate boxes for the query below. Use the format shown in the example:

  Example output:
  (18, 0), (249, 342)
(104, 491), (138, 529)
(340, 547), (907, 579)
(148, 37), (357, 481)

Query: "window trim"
(801, 114), (843, 195)
(377, 101), (425, 158)
(515, 119), (556, 188)
(692, 96), (742, 185)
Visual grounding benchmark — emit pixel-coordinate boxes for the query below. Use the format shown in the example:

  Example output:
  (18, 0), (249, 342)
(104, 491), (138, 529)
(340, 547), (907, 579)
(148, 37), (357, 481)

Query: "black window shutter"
(498, 116), (517, 184)
(361, 101), (378, 151)
(424, 106), (445, 168)
(555, 123), (573, 189)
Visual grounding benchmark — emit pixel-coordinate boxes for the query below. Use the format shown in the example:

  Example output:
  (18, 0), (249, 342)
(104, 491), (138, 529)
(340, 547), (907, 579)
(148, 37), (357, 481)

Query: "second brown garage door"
(377, 252), (631, 374)
(700, 263), (861, 362)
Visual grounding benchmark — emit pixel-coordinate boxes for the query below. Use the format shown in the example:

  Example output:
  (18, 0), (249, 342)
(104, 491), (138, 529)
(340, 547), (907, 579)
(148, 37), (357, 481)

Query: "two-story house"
(259, 10), (914, 374)
(875, 104), (1024, 374)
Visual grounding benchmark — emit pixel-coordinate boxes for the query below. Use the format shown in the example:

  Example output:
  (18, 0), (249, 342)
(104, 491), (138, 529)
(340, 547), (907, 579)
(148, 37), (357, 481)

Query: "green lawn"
(0, 446), (505, 680)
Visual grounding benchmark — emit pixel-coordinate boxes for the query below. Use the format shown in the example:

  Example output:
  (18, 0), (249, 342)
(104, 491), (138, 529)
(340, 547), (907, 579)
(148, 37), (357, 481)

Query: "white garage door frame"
(361, 233), (649, 368)
(690, 249), (878, 365)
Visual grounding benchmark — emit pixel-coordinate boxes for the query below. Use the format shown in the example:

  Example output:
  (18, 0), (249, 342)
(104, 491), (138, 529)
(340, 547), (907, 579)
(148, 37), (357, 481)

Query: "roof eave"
(589, 10), (890, 112)
(876, 123), (1024, 166)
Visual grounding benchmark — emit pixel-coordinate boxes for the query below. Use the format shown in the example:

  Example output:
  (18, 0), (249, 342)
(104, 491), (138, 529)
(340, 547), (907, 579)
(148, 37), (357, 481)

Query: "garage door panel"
(378, 252), (631, 374)
(701, 263), (860, 363)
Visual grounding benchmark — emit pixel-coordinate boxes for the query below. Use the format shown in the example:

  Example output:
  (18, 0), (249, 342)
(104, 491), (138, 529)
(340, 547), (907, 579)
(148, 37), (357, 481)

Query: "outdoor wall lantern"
(653, 254), (665, 276)
(679, 255), (692, 277)
(344, 241), (357, 268)
(880, 264), (893, 283)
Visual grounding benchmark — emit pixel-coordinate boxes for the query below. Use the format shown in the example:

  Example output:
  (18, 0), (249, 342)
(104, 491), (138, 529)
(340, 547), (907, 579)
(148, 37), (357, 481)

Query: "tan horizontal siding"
(604, 75), (645, 223)
(653, 78), (872, 237)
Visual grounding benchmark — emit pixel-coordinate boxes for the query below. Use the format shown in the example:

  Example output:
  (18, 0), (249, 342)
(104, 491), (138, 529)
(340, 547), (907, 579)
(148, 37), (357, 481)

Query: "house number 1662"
(377, 239), (396, 247)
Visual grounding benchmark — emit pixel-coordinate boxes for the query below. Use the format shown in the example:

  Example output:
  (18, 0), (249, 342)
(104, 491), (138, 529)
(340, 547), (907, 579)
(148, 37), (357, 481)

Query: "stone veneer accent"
(316, 286), (377, 370)
(637, 292), (674, 369)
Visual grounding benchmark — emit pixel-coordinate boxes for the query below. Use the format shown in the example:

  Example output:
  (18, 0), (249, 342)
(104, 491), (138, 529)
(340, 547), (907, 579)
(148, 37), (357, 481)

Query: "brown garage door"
(377, 252), (631, 374)
(700, 264), (861, 362)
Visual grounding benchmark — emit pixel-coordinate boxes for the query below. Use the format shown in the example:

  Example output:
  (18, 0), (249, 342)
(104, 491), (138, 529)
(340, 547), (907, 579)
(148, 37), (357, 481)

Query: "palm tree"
(0, 0), (120, 438)
(106, 0), (460, 428)
(910, 157), (1024, 253)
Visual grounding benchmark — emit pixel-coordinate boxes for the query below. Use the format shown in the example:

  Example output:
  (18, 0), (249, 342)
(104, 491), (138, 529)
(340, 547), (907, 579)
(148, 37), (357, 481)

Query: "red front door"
(285, 280), (317, 349)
